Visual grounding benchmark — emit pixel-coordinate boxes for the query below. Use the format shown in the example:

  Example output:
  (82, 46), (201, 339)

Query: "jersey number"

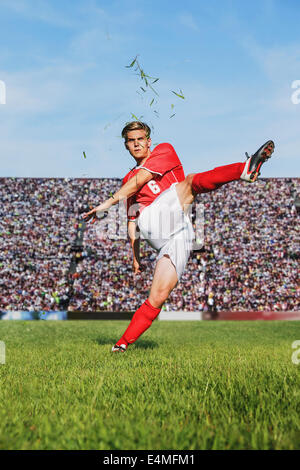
(148, 180), (161, 195)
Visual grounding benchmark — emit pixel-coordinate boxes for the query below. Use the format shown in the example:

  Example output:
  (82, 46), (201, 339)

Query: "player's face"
(125, 130), (151, 160)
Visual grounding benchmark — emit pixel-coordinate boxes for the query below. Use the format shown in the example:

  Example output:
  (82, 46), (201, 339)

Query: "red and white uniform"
(122, 143), (185, 221)
(123, 143), (194, 279)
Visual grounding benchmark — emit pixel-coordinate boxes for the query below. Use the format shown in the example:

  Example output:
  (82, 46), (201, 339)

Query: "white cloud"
(0, 131), (127, 178)
(242, 39), (300, 83)
(0, 0), (77, 27)
(0, 64), (88, 115)
(178, 13), (199, 32)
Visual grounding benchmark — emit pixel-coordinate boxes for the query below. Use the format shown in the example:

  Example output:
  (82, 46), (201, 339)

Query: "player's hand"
(82, 208), (108, 224)
(82, 207), (98, 224)
(133, 259), (144, 275)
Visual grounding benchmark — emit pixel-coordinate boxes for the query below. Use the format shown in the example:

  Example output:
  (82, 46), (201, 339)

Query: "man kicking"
(83, 121), (274, 352)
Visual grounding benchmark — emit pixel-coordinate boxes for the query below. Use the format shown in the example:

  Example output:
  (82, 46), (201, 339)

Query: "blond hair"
(121, 121), (151, 142)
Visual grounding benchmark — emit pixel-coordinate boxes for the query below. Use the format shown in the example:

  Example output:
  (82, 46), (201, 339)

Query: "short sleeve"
(139, 143), (182, 176)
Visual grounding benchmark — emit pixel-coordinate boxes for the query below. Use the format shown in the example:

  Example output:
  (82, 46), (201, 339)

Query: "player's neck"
(133, 149), (151, 167)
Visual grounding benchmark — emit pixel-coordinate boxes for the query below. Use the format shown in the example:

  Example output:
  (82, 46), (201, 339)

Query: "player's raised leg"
(112, 255), (178, 352)
(240, 140), (274, 182)
(176, 140), (275, 209)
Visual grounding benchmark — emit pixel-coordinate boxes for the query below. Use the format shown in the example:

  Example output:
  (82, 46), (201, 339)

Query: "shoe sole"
(250, 140), (275, 182)
(111, 346), (126, 352)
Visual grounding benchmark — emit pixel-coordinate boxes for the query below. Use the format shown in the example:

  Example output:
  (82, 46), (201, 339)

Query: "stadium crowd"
(0, 177), (299, 312)
(0, 178), (78, 310)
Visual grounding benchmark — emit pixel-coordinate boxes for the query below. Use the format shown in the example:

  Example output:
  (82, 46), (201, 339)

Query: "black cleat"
(111, 344), (127, 352)
(240, 140), (275, 182)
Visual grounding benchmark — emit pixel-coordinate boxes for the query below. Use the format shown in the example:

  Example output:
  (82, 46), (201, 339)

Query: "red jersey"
(122, 143), (185, 221)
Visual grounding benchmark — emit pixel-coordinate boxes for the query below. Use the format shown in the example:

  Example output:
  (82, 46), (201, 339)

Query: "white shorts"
(138, 183), (195, 280)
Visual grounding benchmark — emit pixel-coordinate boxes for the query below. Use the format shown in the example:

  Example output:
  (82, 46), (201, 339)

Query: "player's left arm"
(128, 220), (142, 274)
(82, 168), (153, 223)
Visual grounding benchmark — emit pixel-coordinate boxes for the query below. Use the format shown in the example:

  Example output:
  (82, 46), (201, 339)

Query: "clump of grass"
(126, 55), (185, 122)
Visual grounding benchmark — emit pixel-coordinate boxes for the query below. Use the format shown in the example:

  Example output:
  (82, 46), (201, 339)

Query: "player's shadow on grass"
(95, 336), (120, 346)
(95, 336), (158, 350)
(131, 339), (158, 350)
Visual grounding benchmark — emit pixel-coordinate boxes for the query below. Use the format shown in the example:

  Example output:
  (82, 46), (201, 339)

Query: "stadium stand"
(0, 177), (299, 312)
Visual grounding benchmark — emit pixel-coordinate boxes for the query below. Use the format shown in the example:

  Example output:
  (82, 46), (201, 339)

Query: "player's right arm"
(82, 168), (153, 223)
(128, 220), (142, 274)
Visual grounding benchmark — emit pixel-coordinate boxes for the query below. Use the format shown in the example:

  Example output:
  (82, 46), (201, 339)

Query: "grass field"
(0, 320), (300, 450)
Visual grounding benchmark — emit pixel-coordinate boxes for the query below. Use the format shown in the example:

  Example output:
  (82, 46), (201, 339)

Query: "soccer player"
(83, 121), (274, 352)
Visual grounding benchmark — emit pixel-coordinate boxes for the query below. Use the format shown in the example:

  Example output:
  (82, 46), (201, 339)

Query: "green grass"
(0, 320), (300, 450)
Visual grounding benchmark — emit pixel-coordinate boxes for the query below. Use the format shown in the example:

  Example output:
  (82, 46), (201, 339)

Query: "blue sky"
(0, 0), (300, 178)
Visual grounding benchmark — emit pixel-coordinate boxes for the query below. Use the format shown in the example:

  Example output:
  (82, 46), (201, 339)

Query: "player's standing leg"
(112, 255), (178, 351)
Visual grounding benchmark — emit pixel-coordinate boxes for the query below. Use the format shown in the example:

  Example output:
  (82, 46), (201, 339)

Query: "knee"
(186, 173), (195, 186)
(186, 173), (197, 195)
(183, 173), (198, 199)
(149, 288), (170, 309)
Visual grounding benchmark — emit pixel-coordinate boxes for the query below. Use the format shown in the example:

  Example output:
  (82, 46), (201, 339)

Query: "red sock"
(116, 299), (161, 346)
(192, 162), (244, 194)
